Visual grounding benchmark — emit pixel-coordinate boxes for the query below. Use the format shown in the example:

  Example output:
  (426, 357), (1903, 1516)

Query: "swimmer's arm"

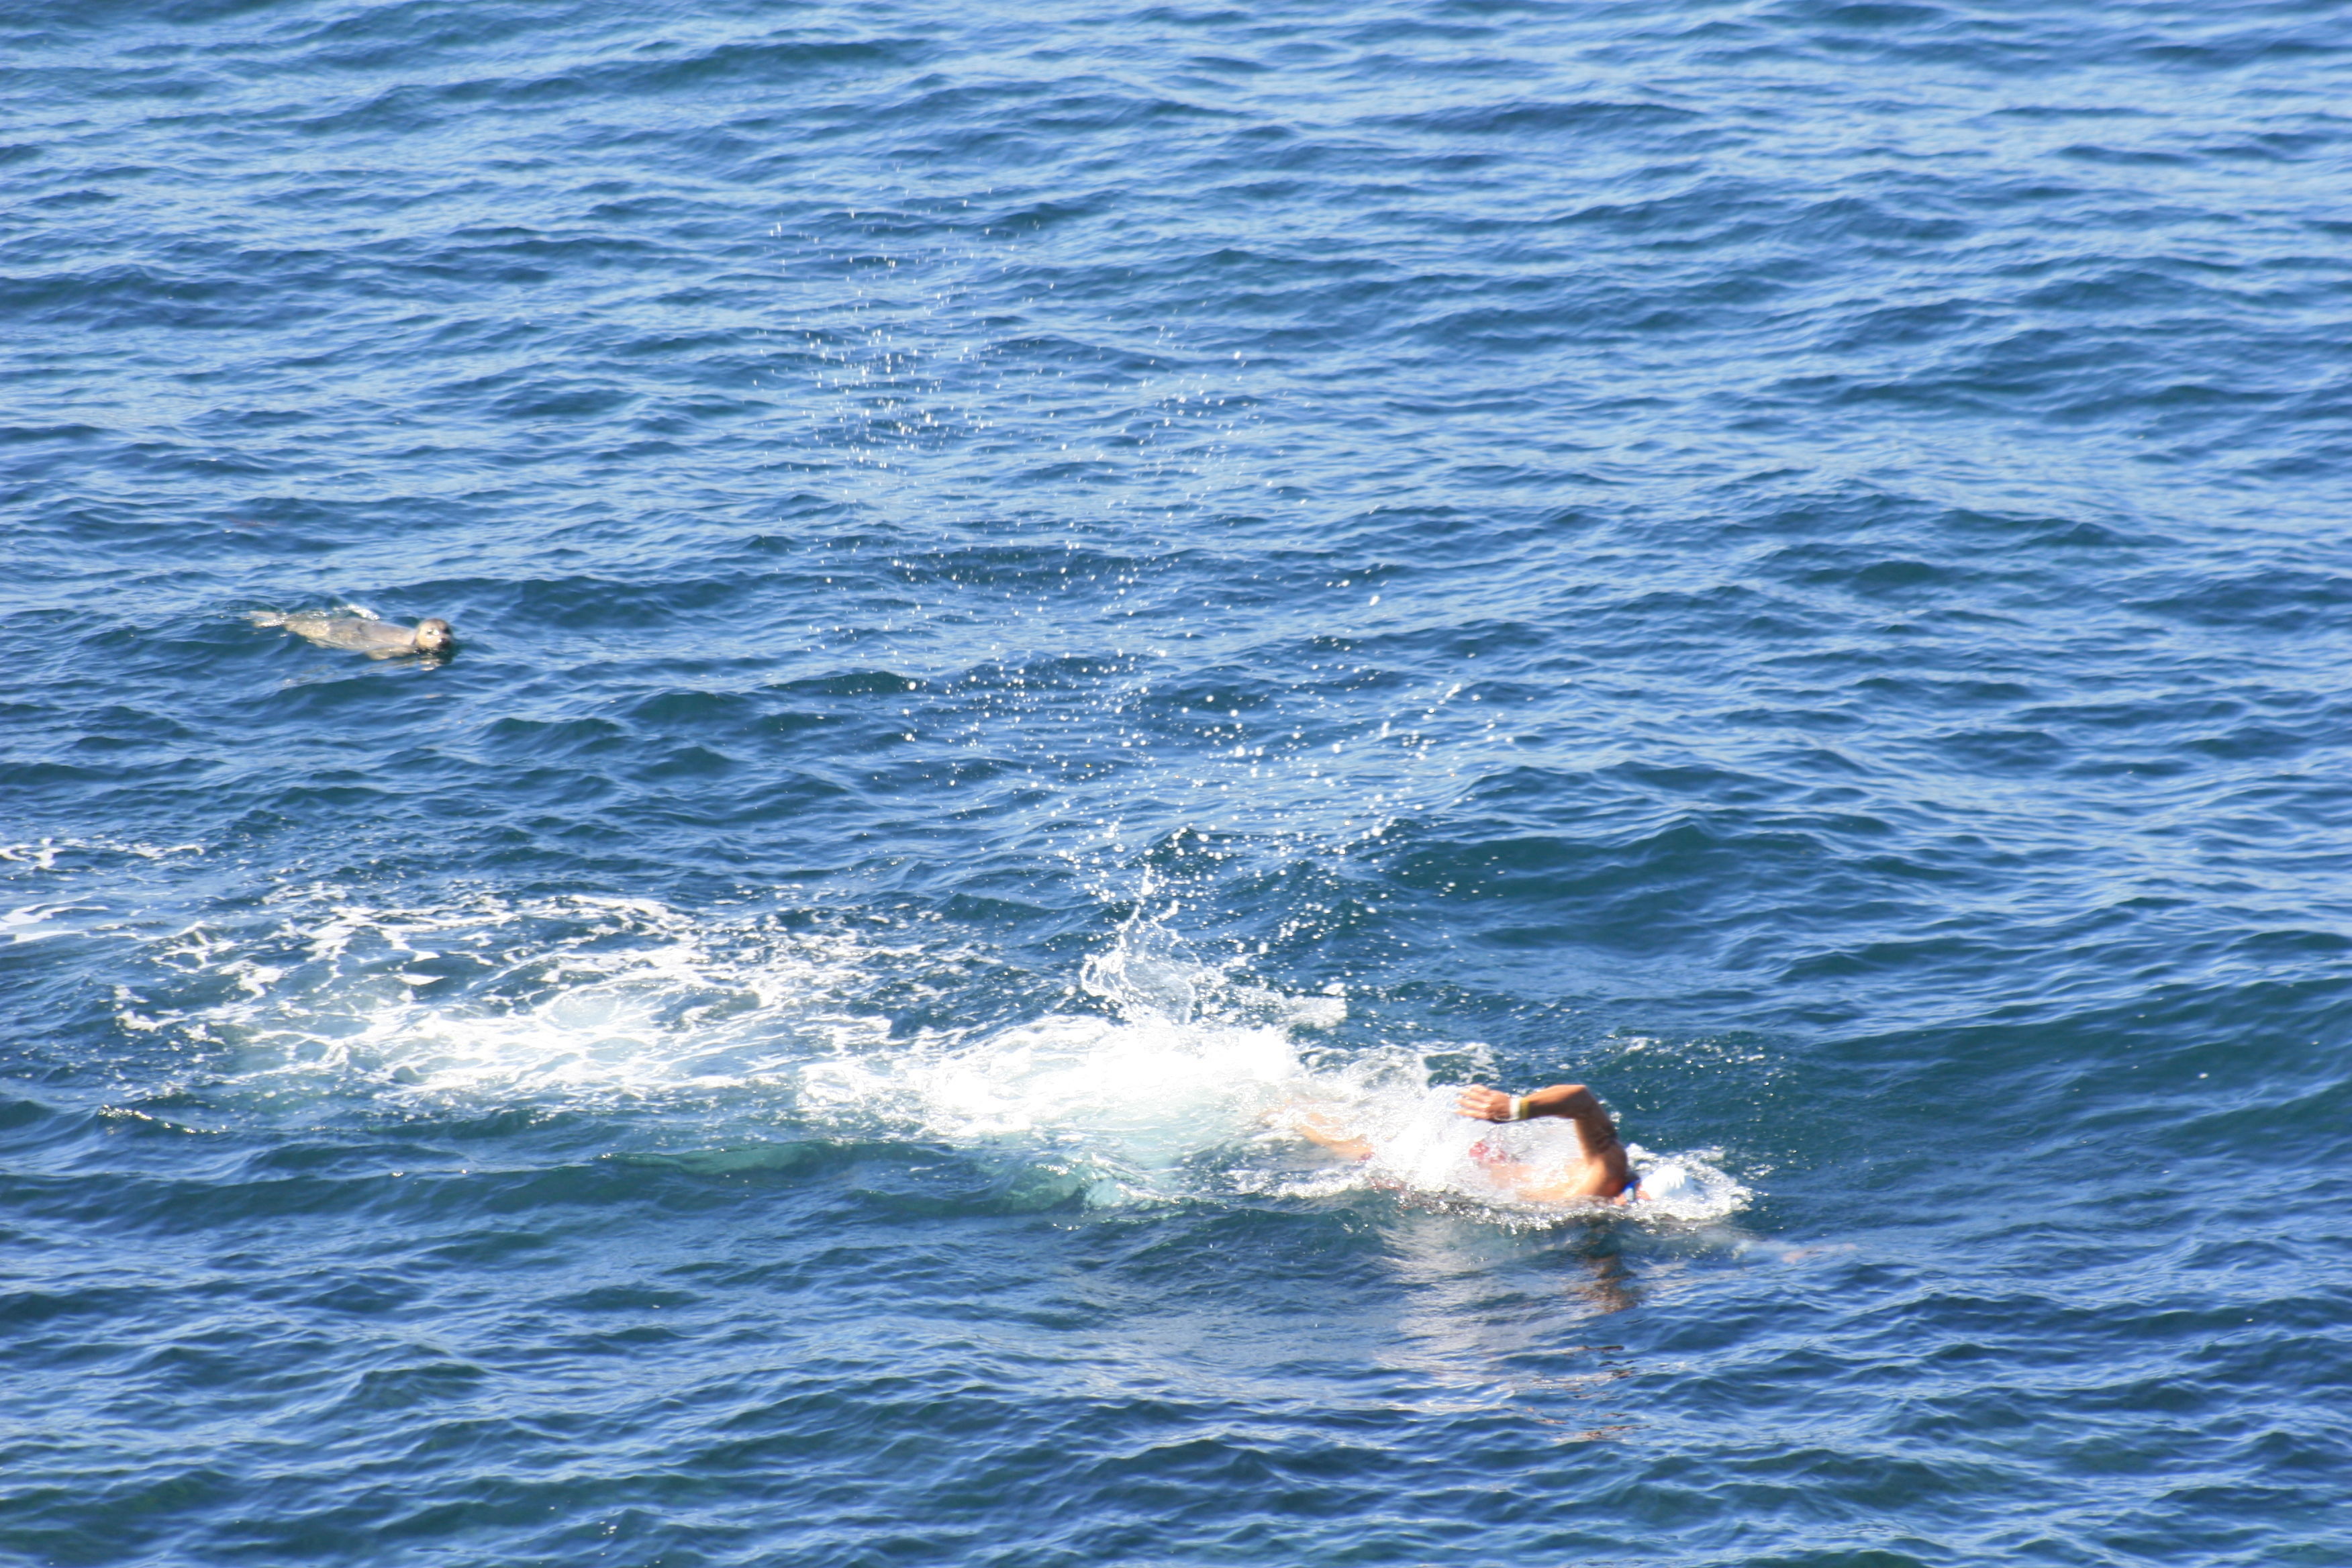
(1456, 1083), (1606, 1127)
(1276, 1105), (1375, 1161)
(1458, 1085), (1635, 1202)
(1460, 1083), (1626, 1156)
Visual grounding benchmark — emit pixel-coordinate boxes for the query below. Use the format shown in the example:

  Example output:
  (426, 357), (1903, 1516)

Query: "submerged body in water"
(1285, 1081), (1645, 1206)
(252, 609), (455, 658)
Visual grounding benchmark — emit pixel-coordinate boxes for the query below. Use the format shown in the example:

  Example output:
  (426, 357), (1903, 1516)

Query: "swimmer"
(1281, 1081), (1640, 1206)
(252, 609), (455, 658)
(1453, 1083), (1637, 1205)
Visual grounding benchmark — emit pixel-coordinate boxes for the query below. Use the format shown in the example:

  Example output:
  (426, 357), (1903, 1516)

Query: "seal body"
(252, 611), (456, 658)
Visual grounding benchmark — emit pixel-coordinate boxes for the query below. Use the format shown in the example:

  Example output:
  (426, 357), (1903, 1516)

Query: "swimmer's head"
(414, 618), (456, 653)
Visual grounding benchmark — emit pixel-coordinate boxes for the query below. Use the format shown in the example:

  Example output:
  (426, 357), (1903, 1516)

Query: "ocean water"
(4, 0), (2349, 1563)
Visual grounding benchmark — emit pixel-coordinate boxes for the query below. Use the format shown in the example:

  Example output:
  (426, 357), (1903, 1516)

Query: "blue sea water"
(5, 0), (2351, 1562)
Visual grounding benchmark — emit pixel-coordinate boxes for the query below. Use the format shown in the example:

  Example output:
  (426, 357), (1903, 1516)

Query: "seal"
(252, 609), (456, 658)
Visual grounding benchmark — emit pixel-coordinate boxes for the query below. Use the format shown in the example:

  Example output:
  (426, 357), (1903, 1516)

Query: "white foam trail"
(124, 892), (902, 1113)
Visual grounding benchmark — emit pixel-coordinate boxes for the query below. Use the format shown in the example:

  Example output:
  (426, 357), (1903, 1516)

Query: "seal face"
(252, 610), (458, 659)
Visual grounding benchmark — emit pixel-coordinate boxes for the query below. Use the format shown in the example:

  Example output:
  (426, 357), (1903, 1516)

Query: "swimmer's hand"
(1456, 1083), (1606, 1124)
(1456, 1085), (1514, 1122)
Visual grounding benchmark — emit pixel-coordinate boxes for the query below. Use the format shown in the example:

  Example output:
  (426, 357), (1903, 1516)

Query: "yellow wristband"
(1509, 1095), (1528, 1121)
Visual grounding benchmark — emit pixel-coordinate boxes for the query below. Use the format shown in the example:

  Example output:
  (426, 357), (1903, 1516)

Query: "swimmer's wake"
(110, 887), (1746, 1222)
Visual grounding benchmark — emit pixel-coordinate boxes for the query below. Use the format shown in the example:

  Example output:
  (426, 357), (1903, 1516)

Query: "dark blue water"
(6, 1), (2350, 1563)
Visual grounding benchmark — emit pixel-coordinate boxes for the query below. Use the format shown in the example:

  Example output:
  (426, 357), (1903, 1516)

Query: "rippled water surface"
(6, 1), (2351, 1563)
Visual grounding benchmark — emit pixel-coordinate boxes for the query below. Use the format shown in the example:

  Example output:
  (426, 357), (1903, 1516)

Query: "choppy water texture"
(6, 1), (2351, 1563)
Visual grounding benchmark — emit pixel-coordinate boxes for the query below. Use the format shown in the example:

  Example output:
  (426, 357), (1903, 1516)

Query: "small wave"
(0, 836), (205, 873)
(3, 901), (117, 945)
